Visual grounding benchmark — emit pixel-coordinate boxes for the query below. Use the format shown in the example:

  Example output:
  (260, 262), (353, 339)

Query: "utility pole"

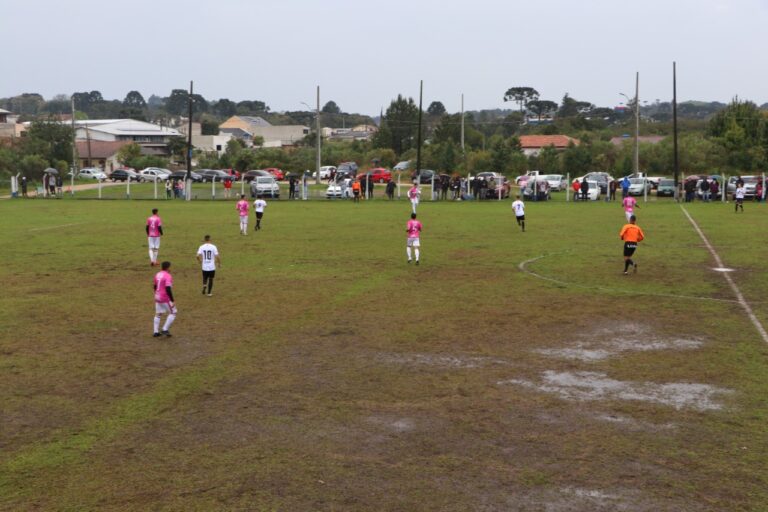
(71, 96), (77, 194)
(316, 85), (321, 185)
(461, 93), (466, 175)
(186, 80), (193, 201)
(634, 71), (640, 175)
(673, 62), (679, 199)
(416, 80), (423, 176)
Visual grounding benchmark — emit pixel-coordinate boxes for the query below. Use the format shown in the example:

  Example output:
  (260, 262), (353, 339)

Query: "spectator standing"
(700, 178), (710, 202)
(609, 179), (617, 201)
(581, 177), (589, 201)
(352, 180), (361, 203)
(756, 180), (763, 203)
(710, 179), (720, 201)
(572, 180), (581, 201)
(223, 177), (232, 199)
(288, 176), (296, 199)
(21, 176), (28, 198)
(165, 179), (172, 199)
(56, 174), (63, 196)
(621, 176), (630, 198)
(385, 180), (396, 200)
(367, 177), (374, 199)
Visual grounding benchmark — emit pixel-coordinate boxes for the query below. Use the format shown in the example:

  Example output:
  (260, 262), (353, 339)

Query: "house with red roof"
(518, 135), (580, 156)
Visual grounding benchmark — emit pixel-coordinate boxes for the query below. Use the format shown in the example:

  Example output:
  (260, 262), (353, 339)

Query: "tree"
(561, 141), (592, 175)
(503, 87), (539, 112)
(166, 89), (189, 116)
(374, 94), (420, 155)
(252, 135), (265, 147)
(213, 98), (237, 117)
(322, 101), (341, 114)
(201, 118), (220, 135)
(534, 145), (560, 173)
(558, 93), (594, 118)
(117, 143), (142, 168)
(427, 101), (446, 116)
(123, 91), (146, 109)
(22, 120), (74, 167)
(236, 100), (269, 115)
(708, 99), (766, 172)
(526, 100), (558, 121)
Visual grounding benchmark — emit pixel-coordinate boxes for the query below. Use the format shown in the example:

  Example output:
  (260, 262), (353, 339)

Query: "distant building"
(219, 115), (308, 147)
(71, 119), (181, 156)
(326, 124), (378, 142)
(75, 140), (139, 172)
(610, 135), (665, 146)
(519, 135), (580, 156)
(177, 122), (233, 156)
(0, 108), (24, 138)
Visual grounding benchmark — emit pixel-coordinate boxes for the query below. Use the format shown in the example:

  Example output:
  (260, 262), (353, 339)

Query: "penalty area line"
(680, 205), (768, 344)
(29, 222), (87, 232)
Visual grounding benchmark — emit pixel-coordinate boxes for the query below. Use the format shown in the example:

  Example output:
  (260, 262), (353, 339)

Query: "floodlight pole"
(416, 80), (423, 177)
(70, 96), (76, 195)
(186, 80), (193, 202)
(673, 62), (679, 200)
(634, 72), (640, 175)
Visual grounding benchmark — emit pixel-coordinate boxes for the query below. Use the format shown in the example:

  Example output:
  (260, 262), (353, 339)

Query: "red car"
(266, 167), (284, 181)
(357, 167), (392, 183)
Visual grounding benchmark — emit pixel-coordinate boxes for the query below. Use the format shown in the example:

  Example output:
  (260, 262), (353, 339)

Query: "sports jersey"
(153, 270), (173, 303)
(254, 199), (267, 213)
(196, 243), (219, 271)
(619, 224), (645, 243)
(512, 200), (525, 217)
(735, 187), (746, 199)
(236, 200), (249, 216)
(408, 187), (420, 200)
(147, 215), (162, 237)
(407, 219), (422, 238)
(622, 196), (637, 213)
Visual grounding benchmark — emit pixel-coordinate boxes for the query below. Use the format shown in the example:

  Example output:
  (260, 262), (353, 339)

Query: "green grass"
(2, 197), (768, 511)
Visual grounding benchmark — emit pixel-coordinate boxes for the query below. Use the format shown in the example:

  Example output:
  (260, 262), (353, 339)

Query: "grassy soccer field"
(2, 196), (768, 511)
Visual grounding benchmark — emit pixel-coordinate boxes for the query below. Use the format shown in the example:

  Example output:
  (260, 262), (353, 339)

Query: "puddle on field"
(506, 486), (694, 512)
(536, 322), (703, 362)
(376, 352), (512, 369)
(499, 371), (731, 411)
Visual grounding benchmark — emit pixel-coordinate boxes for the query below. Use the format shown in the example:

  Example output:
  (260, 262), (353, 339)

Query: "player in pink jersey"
(236, 194), (250, 235)
(622, 195), (638, 222)
(145, 208), (163, 266)
(408, 184), (421, 214)
(406, 213), (423, 265)
(152, 261), (177, 337)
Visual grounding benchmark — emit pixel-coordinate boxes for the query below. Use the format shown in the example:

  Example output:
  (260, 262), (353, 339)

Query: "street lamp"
(301, 91), (322, 185)
(619, 86), (640, 176)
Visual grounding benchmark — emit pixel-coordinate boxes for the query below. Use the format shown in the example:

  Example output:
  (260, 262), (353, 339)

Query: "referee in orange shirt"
(619, 215), (645, 275)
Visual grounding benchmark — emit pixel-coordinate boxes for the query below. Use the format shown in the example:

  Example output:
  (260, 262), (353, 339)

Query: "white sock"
(415, 248), (420, 261)
(149, 248), (154, 262)
(153, 315), (161, 333)
(406, 247), (412, 260)
(163, 313), (176, 331)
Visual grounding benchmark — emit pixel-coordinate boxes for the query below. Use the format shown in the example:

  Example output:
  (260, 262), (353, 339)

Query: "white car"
(250, 176), (280, 198)
(139, 168), (170, 181)
(627, 178), (651, 196)
(70, 167), (107, 180)
(312, 166), (336, 180)
(326, 178), (353, 198)
(542, 174), (567, 191)
(393, 161), (411, 171)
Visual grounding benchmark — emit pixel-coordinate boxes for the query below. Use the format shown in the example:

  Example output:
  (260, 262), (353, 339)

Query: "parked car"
(726, 176), (758, 198)
(69, 167), (107, 180)
(541, 174), (567, 191)
(265, 167), (284, 181)
(393, 160), (411, 172)
(138, 168), (171, 181)
(337, 161), (358, 175)
(357, 167), (392, 183)
(578, 172), (613, 194)
(249, 176), (280, 198)
(656, 178), (676, 197)
(522, 178), (554, 201)
(243, 170), (272, 182)
(312, 166), (336, 180)
(627, 178), (651, 196)
(515, 170), (542, 186)
(168, 170), (203, 182)
(412, 169), (436, 184)
(199, 169), (233, 182)
(475, 171), (505, 182)
(109, 169), (141, 182)
(326, 178), (353, 199)
(573, 179), (601, 201)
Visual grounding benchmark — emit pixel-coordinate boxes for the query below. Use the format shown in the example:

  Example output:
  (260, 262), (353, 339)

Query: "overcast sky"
(5, 0), (768, 115)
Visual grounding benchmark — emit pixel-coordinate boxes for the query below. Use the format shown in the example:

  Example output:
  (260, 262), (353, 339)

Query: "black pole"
(416, 80), (423, 176)
(186, 80), (193, 182)
(672, 62), (679, 198)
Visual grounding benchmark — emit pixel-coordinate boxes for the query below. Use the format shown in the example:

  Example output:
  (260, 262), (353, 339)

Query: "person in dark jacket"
(581, 177), (589, 201)
(385, 180), (395, 200)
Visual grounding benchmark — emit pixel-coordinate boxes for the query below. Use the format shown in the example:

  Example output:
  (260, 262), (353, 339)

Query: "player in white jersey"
(511, 195), (526, 232)
(253, 198), (267, 231)
(196, 235), (221, 296)
(735, 185), (746, 213)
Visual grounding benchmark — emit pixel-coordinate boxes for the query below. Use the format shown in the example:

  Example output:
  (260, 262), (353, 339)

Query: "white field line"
(29, 222), (87, 232)
(680, 205), (768, 344)
(518, 254), (739, 304)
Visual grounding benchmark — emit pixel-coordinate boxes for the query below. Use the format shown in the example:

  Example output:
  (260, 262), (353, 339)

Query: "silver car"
(250, 176), (280, 198)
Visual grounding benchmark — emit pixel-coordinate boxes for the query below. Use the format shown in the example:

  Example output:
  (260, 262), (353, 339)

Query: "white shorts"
(625, 211), (633, 222)
(410, 198), (419, 205)
(148, 237), (161, 249)
(155, 302), (176, 315)
(240, 215), (248, 222)
(407, 238), (421, 247)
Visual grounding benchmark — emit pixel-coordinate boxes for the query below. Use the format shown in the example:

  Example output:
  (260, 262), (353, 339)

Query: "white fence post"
(211, 177), (216, 200)
(98, 179), (102, 199)
(397, 173), (401, 199)
(153, 176), (158, 200)
(126, 177), (131, 198)
(566, 173), (570, 202)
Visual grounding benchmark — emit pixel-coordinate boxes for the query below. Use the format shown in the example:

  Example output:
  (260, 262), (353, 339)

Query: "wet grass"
(2, 197), (768, 511)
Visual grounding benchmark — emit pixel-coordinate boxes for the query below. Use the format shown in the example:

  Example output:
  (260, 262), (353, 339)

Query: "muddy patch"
(499, 371), (731, 411)
(536, 322), (702, 361)
(376, 352), (512, 369)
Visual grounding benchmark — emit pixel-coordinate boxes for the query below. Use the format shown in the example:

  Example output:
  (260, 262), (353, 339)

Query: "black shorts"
(516, 215), (525, 222)
(202, 270), (216, 280)
(256, 212), (264, 219)
(623, 242), (637, 257)
(736, 198), (744, 204)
